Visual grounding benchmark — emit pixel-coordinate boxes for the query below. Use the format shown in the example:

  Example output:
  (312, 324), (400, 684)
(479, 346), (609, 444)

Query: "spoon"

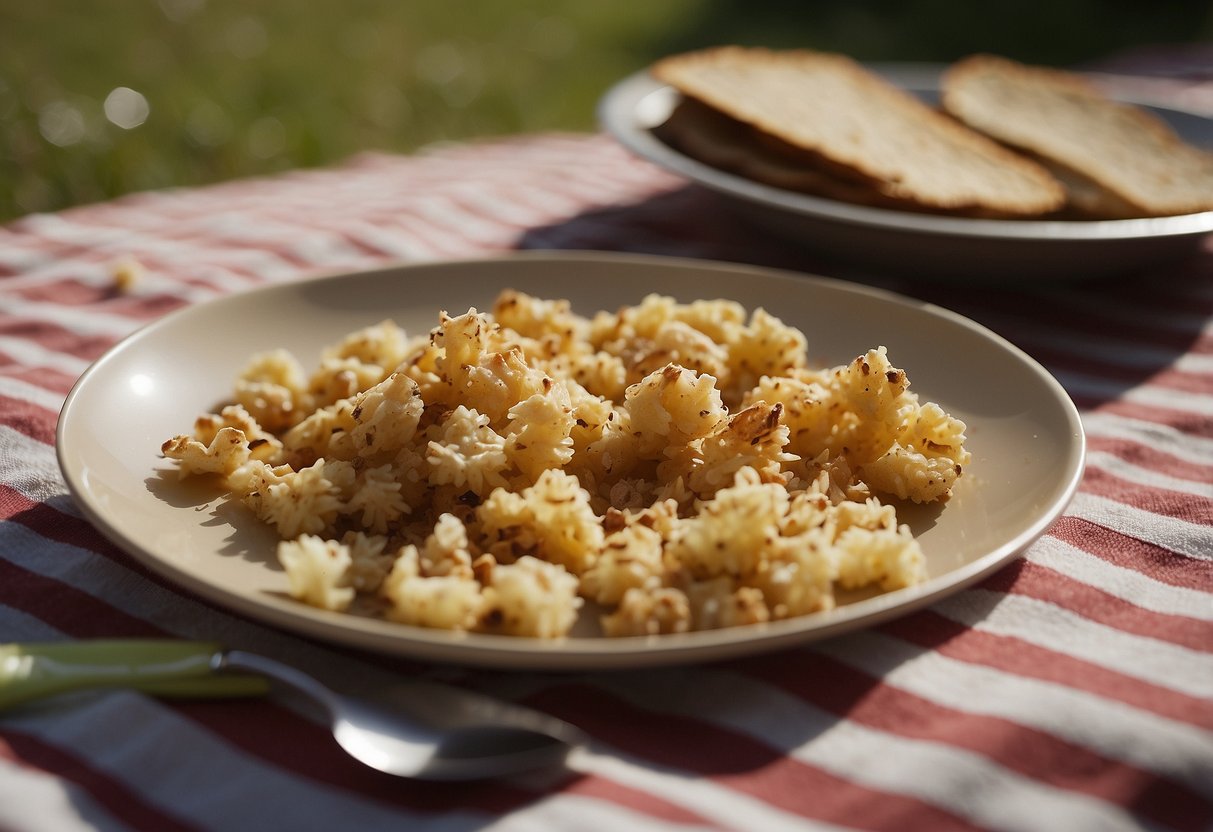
(0, 640), (584, 781)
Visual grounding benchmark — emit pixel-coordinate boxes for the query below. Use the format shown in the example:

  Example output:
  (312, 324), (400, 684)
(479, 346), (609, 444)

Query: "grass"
(2, 0), (1210, 221)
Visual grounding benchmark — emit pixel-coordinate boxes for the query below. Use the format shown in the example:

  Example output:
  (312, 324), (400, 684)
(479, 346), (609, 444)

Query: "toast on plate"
(651, 46), (1066, 218)
(941, 54), (1213, 217)
(653, 98), (921, 211)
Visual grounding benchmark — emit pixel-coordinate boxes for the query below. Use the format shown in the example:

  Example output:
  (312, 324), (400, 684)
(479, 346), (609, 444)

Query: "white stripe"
(1159, 352), (1211, 374)
(340, 219), (444, 261)
(1026, 535), (1213, 621)
(0, 296), (140, 339)
(107, 250), (252, 298)
(1, 254), (221, 304)
(0, 759), (135, 832)
(0, 336), (90, 376)
(142, 233), (302, 283)
(392, 210), (493, 258)
(1087, 450), (1213, 497)
(178, 248), (286, 280)
(196, 213), (364, 268)
(0, 603), (67, 640)
(15, 212), (142, 247)
(0, 375), (69, 414)
(483, 794), (717, 832)
(447, 181), (552, 228)
(934, 590), (1213, 698)
(569, 747), (855, 832)
(1, 428), (67, 501)
(0, 243), (52, 274)
(1056, 370), (1213, 416)
(816, 631), (1213, 792)
(12, 215), (301, 291)
(6, 693), (485, 832)
(412, 195), (521, 246)
(568, 669), (1144, 832)
(1068, 492), (1213, 560)
(1083, 411), (1213, 463)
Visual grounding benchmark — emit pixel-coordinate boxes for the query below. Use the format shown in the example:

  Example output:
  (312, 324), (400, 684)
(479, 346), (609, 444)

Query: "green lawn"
(2, 0), (1209, 221)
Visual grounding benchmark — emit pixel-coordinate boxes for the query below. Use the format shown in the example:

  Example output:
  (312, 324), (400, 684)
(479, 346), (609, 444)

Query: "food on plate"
(649, 46), (1213, 220)
(162, 291), (970, 638)
(941, 54), (1213, 218)
(650, 46), (1066, 218)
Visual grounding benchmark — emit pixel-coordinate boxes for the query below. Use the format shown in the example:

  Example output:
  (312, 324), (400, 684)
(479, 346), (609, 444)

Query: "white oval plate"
(57, 252), (1085, 669)
(598, 63), (1213, 280)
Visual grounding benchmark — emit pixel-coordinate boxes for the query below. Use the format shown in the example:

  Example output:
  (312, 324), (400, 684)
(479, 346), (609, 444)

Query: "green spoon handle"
(0, 640), (269, 711)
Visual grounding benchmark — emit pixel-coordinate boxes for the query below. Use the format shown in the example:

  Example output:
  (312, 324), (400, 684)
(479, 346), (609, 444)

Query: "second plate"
(598, 64), (1213, 280)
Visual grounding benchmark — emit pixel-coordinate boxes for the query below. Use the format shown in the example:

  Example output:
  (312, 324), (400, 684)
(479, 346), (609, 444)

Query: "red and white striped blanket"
(1, 94), (1210, 831)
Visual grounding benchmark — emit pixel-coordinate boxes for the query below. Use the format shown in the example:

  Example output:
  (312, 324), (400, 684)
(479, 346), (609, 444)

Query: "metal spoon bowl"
(219, 650), (584, 781)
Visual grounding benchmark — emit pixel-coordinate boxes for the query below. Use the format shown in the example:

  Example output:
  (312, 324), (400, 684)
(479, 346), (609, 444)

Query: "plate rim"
(597, 63), (1213, 244)
(56, 250), (1087, 670)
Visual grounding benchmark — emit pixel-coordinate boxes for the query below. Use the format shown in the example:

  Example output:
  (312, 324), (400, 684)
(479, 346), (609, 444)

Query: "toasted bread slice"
(655, 98), (918, 210)
(942, 54), (1213, 217)
(651, 46), (1065, 217)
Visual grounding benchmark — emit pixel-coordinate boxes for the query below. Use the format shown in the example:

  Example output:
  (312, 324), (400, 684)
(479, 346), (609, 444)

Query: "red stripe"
(12, 276), (110, 305)
(1071, 388), (1210, 417)
(1086, 435), (1213, 484)
(170, 694), (711, 825)
(183, 260), (276, 286)
(0, 361), (78, 395)
(1031, 348), (1213, 396)
(733, 648), (1213, 832)
(0, 317), (116, 362)
(0, 558), (165, 638)
(0, 487), (258, 615)
(0, 731), (205, 832)
(195, 235), (319, 270)
(980, 559), (1213, 652)
(1050, 516), (1213, 590)
(1080, 466), (1213, 525)
(0, 231), (117, 269)
(3, 486), (148, 572)
(0, 394), (57, 444)
(1085, 399), (1213, 435)
(12, 278), (186, 322)
(559, 775), (713, 826)
(527, 684), (986, 832)
(170, 697), (536, 815)
(269, 216), (411, 260)
(884, 610), (1213, 729)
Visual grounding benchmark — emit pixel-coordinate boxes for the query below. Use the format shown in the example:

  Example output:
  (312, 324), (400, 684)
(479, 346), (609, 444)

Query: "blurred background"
(3, 0), (1211, 222)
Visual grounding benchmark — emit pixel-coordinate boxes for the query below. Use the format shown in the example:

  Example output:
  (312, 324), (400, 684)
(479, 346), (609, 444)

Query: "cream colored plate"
(599, 64), (1213, 279)
(57, 252), (1084, 669)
